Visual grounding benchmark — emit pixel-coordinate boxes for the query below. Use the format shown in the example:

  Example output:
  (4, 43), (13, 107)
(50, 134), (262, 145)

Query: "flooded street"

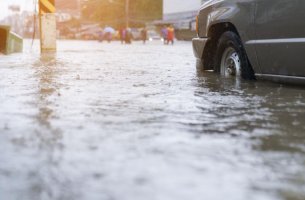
(0, 40), (305, 200)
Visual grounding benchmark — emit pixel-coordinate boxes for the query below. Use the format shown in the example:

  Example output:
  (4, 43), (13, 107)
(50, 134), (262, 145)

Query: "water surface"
(0, 40), (304, 200)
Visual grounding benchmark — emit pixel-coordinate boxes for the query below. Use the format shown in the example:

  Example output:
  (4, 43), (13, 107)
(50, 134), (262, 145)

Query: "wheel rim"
(220, 47), (241, 77)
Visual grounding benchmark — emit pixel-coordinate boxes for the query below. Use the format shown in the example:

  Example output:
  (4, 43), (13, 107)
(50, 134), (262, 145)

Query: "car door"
(254, 0), (305, 77)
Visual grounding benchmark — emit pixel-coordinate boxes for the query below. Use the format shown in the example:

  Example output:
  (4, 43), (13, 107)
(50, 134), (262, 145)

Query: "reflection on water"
(30, 53), (70, 200)
(196, 65), (305, 147)
(35, 53), (57, 128)
(195, 67), (305, 200)
(0, 40), (305, 200)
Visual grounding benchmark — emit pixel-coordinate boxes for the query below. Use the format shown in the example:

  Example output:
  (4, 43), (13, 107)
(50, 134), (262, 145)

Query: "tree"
(82, 0), (162, 28)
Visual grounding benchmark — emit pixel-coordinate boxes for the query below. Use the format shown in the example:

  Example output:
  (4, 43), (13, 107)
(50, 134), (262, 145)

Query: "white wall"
(163, 0), (203, 14)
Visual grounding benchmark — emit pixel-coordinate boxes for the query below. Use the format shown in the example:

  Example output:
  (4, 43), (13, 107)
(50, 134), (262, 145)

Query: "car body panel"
(253, 0), (305, 77)
(192, 38), (208, 59)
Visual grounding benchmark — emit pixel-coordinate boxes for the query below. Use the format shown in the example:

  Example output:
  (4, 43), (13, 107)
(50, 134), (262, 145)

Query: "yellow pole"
(39, 0), (56, 53)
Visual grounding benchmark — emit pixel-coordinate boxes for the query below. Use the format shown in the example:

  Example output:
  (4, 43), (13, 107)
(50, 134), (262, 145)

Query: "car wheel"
(215, 31), (255, 80)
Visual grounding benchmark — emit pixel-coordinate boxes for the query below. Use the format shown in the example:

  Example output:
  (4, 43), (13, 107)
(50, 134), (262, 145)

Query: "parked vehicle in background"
(148, 30), (161, 41)
(75, 24), (102, 40)
(193, 0), (305, 85)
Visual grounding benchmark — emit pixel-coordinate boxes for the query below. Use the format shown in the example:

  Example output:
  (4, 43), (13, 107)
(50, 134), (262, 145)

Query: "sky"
(0, 0), (35, 20)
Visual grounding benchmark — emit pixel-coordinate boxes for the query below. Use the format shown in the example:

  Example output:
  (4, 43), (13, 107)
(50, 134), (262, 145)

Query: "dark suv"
(193, 0), (305, 84)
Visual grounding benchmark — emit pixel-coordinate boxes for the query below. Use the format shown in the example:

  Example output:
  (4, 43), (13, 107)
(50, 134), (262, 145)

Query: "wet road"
(0, 40), (305, 200)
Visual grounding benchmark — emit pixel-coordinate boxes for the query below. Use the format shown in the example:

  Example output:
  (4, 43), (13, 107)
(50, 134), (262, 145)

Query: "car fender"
(198, 0), (260, 73)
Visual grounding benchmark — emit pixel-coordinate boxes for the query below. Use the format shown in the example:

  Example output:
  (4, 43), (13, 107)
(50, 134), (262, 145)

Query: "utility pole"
(125, 0), (129, 28)
(39, 0), (57, 53)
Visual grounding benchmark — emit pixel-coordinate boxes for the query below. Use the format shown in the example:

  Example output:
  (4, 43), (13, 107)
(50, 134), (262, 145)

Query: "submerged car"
(193, 0), (305, 84)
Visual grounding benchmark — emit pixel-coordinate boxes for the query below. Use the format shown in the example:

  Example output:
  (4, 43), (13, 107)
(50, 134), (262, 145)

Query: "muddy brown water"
(0, 40), (304, 200)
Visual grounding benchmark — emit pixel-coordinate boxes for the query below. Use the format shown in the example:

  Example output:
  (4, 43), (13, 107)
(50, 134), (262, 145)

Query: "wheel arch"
(203, 22), (242, 70)
(198, 0), (259, 73)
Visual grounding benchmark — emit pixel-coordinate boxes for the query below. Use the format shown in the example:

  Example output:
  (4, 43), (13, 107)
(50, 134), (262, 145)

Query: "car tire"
(214, 31), (255, 80)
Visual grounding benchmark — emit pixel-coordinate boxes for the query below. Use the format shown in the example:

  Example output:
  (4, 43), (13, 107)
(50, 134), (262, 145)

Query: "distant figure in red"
(167, 25), (175, 45)
(125, 28), (132, 44)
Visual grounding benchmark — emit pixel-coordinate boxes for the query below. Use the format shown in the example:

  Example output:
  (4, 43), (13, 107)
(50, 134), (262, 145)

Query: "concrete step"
(0, 25), (23, 55)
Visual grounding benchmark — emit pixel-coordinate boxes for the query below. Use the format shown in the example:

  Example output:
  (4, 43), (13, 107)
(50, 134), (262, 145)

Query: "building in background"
(55, 0), (84, 39)
(0, 0), (82, 38)
(1, 0), (163, 39)
(161, 0), (208, 40)
(164, 0), (203, 15)
(0, 5), (33, 37)
(56, 0), (81, 22)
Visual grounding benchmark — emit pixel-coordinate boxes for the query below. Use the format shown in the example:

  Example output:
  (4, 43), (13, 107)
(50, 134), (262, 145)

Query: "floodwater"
(0, 40), (305, 200)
